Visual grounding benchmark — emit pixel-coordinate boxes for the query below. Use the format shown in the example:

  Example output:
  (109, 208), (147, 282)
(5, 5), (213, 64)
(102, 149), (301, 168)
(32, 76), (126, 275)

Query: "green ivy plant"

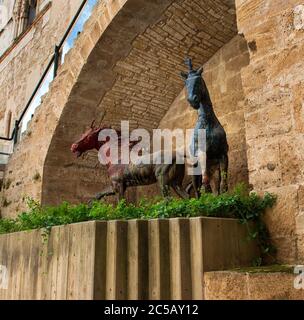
(0, 184), (277, 264)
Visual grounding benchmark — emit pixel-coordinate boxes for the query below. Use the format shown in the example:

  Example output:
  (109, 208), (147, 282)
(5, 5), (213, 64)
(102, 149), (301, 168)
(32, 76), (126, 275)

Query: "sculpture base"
(0, 217), (259, 300)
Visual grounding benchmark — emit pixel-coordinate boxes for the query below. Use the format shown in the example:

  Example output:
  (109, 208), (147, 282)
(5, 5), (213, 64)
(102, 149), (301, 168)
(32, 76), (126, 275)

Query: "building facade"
(0, 0), (303, 267)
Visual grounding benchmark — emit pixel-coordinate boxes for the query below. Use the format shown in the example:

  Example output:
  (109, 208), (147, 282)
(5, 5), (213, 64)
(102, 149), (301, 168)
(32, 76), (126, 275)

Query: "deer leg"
(210, 165), (220, 196)
(202, 175), (212, 194)
(196, 152), (211, 194)
(156, 165), (171, 199)
(185, 182), (193, 195)
(95, 186), (116, 200)
(117, 183), (126, 202)
(170, 164), (189, 200)
(172, 184), (190, 199)
(112, 181), (126, 202)
(191, 174), (202, 199)
(220, 154), (229, 194)
(88, 186), (116, 206)
(201, 167), (212, 194)
(158, 175), (170, 199)
(187, 160), (202, 199)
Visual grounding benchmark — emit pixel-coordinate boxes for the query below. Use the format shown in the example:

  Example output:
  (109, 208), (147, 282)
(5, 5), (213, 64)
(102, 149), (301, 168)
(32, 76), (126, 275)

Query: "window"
(13, 0), (38, 38)
(27, 0), (37, 26)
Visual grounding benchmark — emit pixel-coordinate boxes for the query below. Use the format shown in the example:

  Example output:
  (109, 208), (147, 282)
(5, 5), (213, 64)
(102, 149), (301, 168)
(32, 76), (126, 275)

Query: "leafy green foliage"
(0, 184), (277, 263)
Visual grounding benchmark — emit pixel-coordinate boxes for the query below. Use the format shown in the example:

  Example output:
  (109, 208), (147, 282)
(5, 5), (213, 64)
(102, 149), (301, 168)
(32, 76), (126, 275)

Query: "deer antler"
(89, 111), (107, 131)
(90, 120), (96, 129)
(98, 111), (107, 128)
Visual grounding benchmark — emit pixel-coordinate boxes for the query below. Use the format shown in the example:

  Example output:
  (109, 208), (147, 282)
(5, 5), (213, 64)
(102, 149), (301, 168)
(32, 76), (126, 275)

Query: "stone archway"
(1, 0), (241, 216)
(42, 0), (239, 205)
(2, 0), (303, 265)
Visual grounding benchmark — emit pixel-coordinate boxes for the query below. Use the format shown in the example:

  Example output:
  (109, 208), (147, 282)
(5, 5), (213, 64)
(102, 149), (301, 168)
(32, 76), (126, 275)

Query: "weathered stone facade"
(0, 0), (83, 135)
(204, 269), (304, 300)
(0, 0), (303, 266)
(237, 0), (304, 264)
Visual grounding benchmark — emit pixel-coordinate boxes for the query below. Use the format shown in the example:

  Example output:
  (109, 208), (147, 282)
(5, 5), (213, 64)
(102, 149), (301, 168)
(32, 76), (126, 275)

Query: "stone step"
(204, 266), (304, 300)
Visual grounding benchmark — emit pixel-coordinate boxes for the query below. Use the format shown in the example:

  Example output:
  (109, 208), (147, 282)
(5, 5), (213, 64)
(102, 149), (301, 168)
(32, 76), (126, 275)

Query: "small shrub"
(0, 184), (277, 263)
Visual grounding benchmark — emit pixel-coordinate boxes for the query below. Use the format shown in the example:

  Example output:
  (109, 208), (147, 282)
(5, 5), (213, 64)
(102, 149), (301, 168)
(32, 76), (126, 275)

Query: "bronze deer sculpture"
(181, 58), (229, 197)
(71, 123), (189, 203)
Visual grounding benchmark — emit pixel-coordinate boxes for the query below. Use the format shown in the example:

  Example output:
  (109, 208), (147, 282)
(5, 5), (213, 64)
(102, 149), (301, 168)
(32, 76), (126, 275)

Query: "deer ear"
(180, 71), (188, 80)
(197, 66), (204, 75)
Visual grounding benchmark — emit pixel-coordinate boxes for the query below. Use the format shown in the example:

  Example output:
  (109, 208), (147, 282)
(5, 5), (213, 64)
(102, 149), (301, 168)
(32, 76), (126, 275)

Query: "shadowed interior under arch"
(42, 0), (241, 205)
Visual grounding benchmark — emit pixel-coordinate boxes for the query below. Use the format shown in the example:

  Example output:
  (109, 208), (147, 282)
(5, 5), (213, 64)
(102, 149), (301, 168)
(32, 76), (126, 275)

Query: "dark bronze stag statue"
(71, 124), (189, 202)
(181, 58), (229, 197)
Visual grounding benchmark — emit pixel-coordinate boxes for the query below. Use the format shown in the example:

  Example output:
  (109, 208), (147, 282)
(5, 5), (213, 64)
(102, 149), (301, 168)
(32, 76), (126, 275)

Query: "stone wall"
(0, 0), (124, 217)
(0, 0), (303, 267)
(137, 35), (250, 200)
(0, 0), (83, 137)
(0, 0), (15, 56)
(236, 0), (304, 264)
(0, 0), (237, 216)
(204, 269), (304, 300)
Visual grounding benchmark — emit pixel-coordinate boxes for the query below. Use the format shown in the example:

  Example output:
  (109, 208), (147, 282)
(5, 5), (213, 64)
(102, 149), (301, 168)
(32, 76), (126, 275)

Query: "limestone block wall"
(0, 0), (238, 216)
(0, 0), (83, 136)
(0, 0), (127, 217)
(0, 0), (55, 56)
(204, 270), (304, 300)
(0, 0), (303, 267)
(137, 35), (250, 199)
(236, 0), (304, 264)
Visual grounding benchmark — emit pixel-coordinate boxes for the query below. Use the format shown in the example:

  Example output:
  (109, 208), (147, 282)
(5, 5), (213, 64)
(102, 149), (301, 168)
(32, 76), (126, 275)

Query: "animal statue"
(71, 123), (189, 202)
(181, 58), (229, 197)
